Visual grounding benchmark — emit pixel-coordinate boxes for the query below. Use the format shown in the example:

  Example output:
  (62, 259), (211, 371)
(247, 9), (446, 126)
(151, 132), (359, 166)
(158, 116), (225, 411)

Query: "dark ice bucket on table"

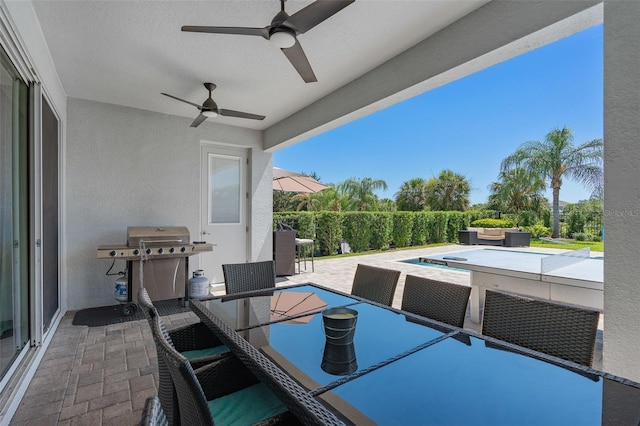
(321, 307), (358, 375)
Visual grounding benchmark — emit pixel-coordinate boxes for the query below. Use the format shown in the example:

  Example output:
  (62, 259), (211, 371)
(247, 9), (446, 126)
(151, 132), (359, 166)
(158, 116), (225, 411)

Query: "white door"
(200, 145), (248, 283)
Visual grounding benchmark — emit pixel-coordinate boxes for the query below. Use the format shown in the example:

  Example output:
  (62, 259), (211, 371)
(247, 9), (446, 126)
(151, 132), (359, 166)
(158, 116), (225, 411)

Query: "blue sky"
(274, 24), (603, 206)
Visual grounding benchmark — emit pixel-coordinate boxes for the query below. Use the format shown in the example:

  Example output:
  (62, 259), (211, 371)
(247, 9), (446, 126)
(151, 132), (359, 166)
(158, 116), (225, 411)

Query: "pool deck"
(7, 244), (604, 425)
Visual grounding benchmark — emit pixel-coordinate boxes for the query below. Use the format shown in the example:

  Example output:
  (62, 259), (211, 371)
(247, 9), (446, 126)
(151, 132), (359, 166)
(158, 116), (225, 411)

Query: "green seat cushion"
(208, 383), (287, 426)
(182, 345), (230, 360)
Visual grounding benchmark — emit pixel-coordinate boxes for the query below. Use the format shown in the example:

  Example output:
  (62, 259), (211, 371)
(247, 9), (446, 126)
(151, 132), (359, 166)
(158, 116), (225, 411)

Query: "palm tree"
(310, 184), (343, 211)
(340, 177), (388, 211)
(501, 126), (603, 238)
(487, 167), (547, 214)
(395, 178), (430, 211)
(427, 170), (471, 211)
(290, 192), (320, 212)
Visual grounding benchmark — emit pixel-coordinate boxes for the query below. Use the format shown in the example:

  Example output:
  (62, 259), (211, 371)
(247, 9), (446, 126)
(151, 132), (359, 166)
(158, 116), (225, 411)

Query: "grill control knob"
(180, 247), (187, 253)
(110, 250), (117, 257)
(169, 247), (175, 253)
(133, 249), (140, 256)
(146, 248), (152, 255)
(158, 248), (164, 254)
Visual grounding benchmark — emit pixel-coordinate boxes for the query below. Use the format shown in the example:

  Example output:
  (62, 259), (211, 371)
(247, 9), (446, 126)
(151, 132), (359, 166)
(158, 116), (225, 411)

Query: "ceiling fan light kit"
(269, 29), (296, 49)
(202, 110), (218, 118)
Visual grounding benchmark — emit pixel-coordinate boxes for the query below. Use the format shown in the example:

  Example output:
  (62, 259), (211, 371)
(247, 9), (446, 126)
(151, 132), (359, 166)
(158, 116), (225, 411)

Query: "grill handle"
(138, 239), (184, 244)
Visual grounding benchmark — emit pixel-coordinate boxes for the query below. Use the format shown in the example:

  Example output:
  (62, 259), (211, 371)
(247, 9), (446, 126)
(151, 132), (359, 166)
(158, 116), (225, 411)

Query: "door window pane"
(208, 155), (241, 224)
(0, 48), (29, 381)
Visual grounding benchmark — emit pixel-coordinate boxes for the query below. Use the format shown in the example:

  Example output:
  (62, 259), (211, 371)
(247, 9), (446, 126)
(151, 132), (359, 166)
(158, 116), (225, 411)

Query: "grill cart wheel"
(121, 303), (138, 316)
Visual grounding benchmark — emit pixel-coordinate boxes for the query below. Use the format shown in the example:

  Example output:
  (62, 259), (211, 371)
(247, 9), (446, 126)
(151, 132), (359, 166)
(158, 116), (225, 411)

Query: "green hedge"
(392, 212), (414, 248)
(370, 213), (393, 250)
(274, 210), (496, 255)
(412, 212), (429, 246)
(317, 212), (343, 255)
(343, 212), (374, 253)
(446, 212), (465, 242)
(430, 212), (448, 243)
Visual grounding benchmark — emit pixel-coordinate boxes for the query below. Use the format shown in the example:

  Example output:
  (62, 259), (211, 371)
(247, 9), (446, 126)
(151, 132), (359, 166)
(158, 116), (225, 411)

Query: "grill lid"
(127, 226), (190, 246)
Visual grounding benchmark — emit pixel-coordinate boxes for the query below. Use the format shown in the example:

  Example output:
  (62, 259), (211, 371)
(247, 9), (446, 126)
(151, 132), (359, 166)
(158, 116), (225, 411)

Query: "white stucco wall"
(602, 0), (640, 382)
(65, 98), (271, 310)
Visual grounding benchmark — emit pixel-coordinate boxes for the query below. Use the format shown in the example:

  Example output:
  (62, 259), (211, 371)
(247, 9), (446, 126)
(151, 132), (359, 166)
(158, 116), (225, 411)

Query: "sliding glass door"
(0, 47), (30, 380)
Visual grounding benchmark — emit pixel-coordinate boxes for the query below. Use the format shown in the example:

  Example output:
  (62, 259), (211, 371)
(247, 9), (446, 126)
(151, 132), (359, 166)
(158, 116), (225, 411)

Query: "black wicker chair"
(151, 315), (291, 426)
(401, 275), (471, 328)
(481, 290), (600, 366)
(138, 289), (230, 425)
(222, 260), (276, 294)
(350, 264), (401, 306)
(142, 396), (169, 426)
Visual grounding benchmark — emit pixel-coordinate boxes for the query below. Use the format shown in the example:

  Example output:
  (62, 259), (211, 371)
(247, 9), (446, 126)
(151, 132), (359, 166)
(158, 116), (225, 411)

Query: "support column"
(602, 0), (640, 382)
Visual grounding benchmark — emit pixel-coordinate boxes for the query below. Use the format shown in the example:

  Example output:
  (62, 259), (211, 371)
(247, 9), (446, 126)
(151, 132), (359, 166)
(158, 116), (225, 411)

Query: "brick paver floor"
(9, 244), (603, 425)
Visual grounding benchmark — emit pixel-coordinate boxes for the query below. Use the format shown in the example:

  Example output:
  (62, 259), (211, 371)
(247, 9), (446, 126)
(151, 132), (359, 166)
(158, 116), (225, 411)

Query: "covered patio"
(8, 245), (605, 424)
(0, 0), (639, 423)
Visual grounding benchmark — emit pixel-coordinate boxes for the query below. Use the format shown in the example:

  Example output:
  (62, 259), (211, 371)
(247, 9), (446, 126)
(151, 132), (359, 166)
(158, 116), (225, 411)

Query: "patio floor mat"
(72, 299), (190, 327)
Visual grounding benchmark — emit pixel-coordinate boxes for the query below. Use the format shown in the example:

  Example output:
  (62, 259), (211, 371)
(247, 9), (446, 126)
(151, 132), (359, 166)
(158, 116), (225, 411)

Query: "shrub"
(412, 212), (429, 246)
(523, 224), (552, 239)
(542, 209), (552, 228)
(430, 211), (448, 243)
(592, 235), (602, 242)
(572, 232), (593, 241)
(316, 212), (343, 255)
(568, 211), (586, 235)
(370, 212), (393, 250)
(470, 218), (515, 228)
(342, 212), (373, 253)
(518, 210), (538, 227)
(446, 211), (465, 242)
(296, 211), (316, 239)
(392, 212), (413, 248)
(501, 213), (519, 226)
(296, 212), (316, 256)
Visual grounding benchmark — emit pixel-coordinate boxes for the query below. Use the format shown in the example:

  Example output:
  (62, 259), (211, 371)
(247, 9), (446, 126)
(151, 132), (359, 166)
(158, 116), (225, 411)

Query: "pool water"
(400, 258), (470, 273)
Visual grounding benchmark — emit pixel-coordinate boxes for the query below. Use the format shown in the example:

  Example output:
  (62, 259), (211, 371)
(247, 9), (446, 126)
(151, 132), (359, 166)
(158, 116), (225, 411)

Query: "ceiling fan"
(161, 83), (265, 128)
(181, 0), (354, 83)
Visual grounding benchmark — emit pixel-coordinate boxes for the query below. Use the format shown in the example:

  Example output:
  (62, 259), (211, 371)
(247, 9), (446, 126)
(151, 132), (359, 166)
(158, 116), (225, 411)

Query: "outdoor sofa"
(459, 227), (530, 247)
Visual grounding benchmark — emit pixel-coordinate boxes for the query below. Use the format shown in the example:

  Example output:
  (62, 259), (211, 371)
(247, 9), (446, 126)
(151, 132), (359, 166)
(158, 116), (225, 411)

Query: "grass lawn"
(315, 239), (603, 260)
(529, 238), (603, 252)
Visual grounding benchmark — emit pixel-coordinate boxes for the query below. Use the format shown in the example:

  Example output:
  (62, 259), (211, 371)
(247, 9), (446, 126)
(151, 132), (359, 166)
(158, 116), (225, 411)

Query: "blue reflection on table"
(324, 336), (604, 425)
(249, 303), (446, 388)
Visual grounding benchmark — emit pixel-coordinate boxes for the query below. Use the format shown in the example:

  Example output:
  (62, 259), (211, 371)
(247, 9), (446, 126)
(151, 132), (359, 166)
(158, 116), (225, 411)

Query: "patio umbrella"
(270, 291), (328, 324)
(273, 167), (328, 193)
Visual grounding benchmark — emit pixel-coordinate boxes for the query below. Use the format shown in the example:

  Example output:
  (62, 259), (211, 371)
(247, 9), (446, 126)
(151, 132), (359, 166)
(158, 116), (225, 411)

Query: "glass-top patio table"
(190, 283), (640, 425)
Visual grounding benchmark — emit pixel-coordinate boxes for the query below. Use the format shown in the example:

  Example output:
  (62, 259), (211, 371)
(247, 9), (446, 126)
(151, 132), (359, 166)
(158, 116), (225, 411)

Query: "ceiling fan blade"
(219, 109), (265, 120)
(284, 0), (354, 34)
(181, 26), (269, 39)
(190, 114), (208, 128)
(161, 93), (201, 109)
(281, 39), (317, 83)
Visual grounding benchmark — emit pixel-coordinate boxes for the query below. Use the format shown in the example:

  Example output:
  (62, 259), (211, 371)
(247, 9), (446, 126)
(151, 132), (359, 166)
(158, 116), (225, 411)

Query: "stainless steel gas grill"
(97, 226), (213, 313)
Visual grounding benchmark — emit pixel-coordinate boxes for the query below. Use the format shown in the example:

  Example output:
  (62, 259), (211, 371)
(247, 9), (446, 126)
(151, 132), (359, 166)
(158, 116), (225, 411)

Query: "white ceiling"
(31, 0), (489, 131)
